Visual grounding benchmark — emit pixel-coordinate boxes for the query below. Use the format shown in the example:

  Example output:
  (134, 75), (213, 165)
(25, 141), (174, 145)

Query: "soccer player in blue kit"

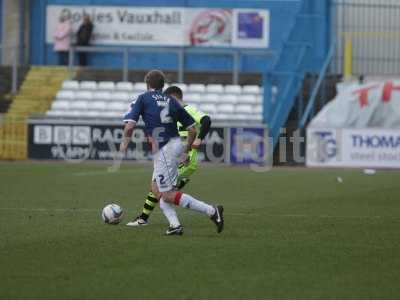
(120, 70), (224, 235)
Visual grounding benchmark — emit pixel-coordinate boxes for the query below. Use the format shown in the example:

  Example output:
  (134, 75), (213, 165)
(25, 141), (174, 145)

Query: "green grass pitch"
(0, 162), (400, 299)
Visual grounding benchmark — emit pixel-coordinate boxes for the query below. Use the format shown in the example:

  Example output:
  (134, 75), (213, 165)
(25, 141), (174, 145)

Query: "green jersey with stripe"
(178, 104), (206, 138)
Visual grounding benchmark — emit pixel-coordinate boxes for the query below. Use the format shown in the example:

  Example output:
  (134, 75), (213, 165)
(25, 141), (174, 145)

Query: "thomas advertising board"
(307, 128), (400, 168)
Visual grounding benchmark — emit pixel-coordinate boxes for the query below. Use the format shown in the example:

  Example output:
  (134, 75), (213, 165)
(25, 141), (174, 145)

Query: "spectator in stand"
(53, 15), (73, 66)
(76, 15), (94, 66)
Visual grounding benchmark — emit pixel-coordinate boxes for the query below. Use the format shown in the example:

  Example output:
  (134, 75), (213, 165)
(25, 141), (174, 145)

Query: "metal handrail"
(0, 45), (24, 49)
(0, 45), (24, 94)
(69, 45), (276, 84)
(299, 41), (336, 129)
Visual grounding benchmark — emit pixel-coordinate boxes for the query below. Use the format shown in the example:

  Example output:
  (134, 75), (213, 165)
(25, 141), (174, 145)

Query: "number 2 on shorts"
(158, 174), (166, 185)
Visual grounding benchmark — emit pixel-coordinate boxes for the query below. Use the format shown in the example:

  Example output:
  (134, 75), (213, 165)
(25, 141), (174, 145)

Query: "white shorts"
(152, 138), (184, 192)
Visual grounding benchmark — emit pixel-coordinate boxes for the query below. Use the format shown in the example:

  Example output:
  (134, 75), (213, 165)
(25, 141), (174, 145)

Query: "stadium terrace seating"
(116, 82), (134, 92)
(111, 92), (131, 102)
(108, 101), (126, 111)
(91, 101), (107, 111)
(236, 104), (253, 114)
(46, 81), (264, 123)
(224, 85), (242, 94)
(185, 93), (202, 103)
(188, 84), (206, 93)
(206, 84), (224, 93)
(51, 100), (69, 110)
(133, 82), (147, 92)
(220, 94), (238, 103)
(93, 91), (112, 101)
(80, 81), (97, 91)
(203, 93), (220, 103)
(56, 90), (75, 101)
(200, 103), (217, 115)
(218, 104), (235, 114)
(75, 91), (93, 101)
(240, 94), (256, 104)
(62, 80), (80, 90)
(174, 83), (188, 93)
(70, 100), (88, 110)
(242, 85), (261, 94)
(98, 81), (115, 91)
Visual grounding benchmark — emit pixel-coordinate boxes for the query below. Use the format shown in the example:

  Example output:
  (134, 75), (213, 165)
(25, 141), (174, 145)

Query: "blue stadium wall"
(29, 0), (330, 74)
(0, 0), (3, 56)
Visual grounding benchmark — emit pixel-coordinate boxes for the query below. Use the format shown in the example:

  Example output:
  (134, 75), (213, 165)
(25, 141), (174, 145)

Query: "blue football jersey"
(123, 90), (196, 148)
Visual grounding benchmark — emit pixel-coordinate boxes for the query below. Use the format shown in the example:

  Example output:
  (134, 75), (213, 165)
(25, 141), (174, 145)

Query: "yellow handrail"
(344, 33), (353, 81)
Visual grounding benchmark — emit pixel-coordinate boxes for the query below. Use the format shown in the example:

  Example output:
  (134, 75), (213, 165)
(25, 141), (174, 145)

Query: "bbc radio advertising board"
(28, 121), (270, 165)
(28, 122), (226, 162)
(46, 5), (269, 48)
(307, 128), (400, 168)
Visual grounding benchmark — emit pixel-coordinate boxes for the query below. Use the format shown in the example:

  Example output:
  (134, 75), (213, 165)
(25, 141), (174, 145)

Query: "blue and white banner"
(232, 9), (270, 48)
(307, 128), (400, 168)
(230, 127), (268, 164)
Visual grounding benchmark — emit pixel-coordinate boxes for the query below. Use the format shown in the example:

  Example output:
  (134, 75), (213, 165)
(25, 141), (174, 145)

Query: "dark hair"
(164, 86), (183, 100)
(144, 70), (165, 90)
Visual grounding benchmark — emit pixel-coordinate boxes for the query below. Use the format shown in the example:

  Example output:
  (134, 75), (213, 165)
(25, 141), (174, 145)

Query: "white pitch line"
(73, 171), (113, 176)
(226, 212), (400, 219)
(72, 168), (149, 176)
(0, 207), (98, 212)
(0, 207), (398, 219)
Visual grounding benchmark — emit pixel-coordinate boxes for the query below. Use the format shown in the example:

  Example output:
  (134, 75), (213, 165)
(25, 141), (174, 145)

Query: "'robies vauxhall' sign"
(46, 5), (270, 48)
(307, 128), (400, 168)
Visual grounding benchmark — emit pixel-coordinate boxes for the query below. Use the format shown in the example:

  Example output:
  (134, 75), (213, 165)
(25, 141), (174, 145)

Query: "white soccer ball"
(102, 203), (123, 224)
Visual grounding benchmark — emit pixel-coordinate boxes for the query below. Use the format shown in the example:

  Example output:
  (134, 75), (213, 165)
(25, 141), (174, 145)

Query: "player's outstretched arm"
(109, 121), (135, 172)
(192, 115), (211, 149)
(120, 121), (135, 153)
(186, 126), (197, 151)
(181, 126), (197, 165)
(198, 115), (211, 139)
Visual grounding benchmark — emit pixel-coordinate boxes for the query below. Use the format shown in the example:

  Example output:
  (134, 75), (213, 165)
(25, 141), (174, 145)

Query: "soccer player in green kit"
(126, 85), (212, 227)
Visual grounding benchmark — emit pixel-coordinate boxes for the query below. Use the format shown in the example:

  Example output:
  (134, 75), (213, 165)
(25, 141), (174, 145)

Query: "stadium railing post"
(12, 46), (18, 95)
(343, 33), (353, 81)
(68, 47), (74, 79)
(123, 48), (128, 82)
(178, 48), (184, 83)
(233, 51), (240, 85)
